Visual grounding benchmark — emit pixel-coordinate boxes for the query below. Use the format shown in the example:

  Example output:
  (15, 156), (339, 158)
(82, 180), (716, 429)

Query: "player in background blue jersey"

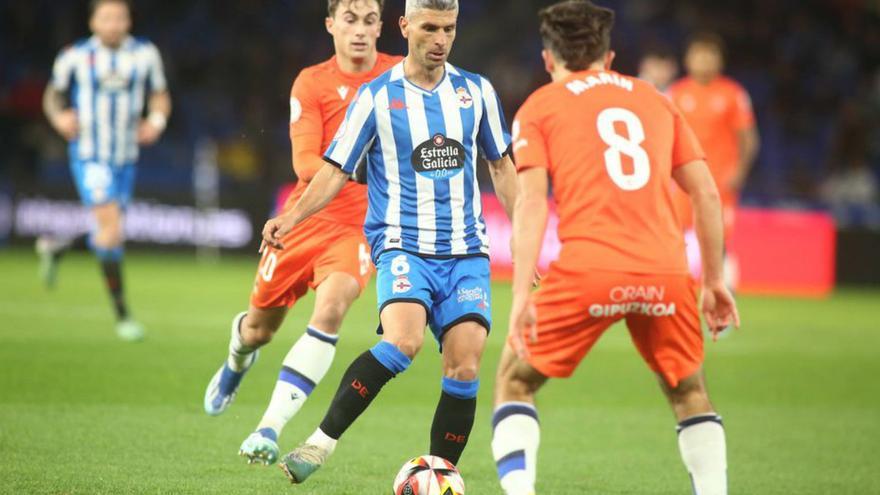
(260, 0), (519, 484)
(39, 0), (171, 341)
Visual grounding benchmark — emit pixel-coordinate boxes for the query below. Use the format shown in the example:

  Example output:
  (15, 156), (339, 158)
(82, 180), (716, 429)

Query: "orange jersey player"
(491, 2), (739, 495)
(261, 50), (400, 310)
(253, 52), (400, 309)
(203, 0), (401, 467)
(668, 33), (760, 284)
(284, 51), (400, 228)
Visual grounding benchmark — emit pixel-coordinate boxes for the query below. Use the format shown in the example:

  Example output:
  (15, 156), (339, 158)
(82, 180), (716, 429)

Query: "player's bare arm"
(261, 163), (350, 250)
(486, 155), (517, 221)
(672, 160), (741, 335)
(488, 154), (541, 285)
(138, 90), (171, 145)
(508, 167), (549, 358)
(43, 84), (78, 141)
(731, 125), (760, 191)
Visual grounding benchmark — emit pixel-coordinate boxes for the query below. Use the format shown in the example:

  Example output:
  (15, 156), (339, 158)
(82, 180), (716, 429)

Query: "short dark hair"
(89, 0), (131, 16)
(641, 43), (676, 62)
(539, 0), (615, 71)
(686, 32), (726, 56)
(328, 0), (385, 17)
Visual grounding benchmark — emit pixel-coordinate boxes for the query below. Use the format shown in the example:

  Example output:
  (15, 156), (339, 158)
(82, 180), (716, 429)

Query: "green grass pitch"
(0, 248), (878, 494)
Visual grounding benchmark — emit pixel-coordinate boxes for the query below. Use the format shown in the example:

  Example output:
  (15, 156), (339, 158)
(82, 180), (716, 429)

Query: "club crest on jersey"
(411, 133), (465, 181)
(393, 275), (412, 294)
(100, 71), (130, 92)
(456, 87), (473, 109)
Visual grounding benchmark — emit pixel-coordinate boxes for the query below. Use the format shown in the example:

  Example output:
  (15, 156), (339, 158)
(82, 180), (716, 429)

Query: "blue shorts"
(70, 159), (136, 207)
(376, 250), (492, 346)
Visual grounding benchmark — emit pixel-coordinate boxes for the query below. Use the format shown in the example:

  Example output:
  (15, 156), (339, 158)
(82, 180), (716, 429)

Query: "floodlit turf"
(0, 248), (878, 494)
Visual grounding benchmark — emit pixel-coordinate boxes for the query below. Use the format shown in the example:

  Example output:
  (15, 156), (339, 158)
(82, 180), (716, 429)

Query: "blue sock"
(369, 341), (412, 375)
(441, 376), (480, 399)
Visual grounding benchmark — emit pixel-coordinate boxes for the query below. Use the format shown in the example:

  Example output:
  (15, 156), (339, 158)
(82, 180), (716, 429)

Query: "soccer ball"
(392, 455), (465, 495)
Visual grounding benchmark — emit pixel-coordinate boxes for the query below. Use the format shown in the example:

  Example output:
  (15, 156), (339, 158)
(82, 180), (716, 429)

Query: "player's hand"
(137, 120), (163, 145)
(508, 294), (538, 359)
(51, 109), (79, 141)
(532, 269), (542, 288)
(700, 281), (740, 341)
(260, 214), (295, 252)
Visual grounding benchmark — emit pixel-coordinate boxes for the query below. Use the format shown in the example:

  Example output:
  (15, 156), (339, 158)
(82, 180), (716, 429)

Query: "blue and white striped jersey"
(51, 35), (167, 167)
(325, 61), (511, 261)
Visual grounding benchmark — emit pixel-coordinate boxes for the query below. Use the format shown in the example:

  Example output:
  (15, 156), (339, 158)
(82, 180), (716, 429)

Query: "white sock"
(491, 402), (540, 495)
(306, 427), (337, 455)
(255, 326), (339, 436)
(227, 312), (255, 372)
(677, 413), (727, 495)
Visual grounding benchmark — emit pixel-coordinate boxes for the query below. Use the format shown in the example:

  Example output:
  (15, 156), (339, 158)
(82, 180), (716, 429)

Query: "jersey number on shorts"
(597, 108), (650, 191)
(391, 254), (410, 276)
(259, 251), (278, 282)
(359, 243), (370, 277)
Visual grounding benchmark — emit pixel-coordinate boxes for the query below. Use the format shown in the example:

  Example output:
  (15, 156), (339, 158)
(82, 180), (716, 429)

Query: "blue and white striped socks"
(256, 326), (339, 438)
(491, 402), (540, 495)
(492, 401), (725, 495)
(677, 413), (727, 495)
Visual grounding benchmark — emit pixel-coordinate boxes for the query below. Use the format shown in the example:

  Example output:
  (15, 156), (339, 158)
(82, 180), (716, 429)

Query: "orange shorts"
(250, 217), (372, 309)
(522, 266), (702, 387)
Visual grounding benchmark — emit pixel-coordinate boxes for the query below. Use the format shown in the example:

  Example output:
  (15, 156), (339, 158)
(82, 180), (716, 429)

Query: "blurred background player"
(38, 0), (170, 341)
(260, 0), (518, 484)
(638, 44), (679, 94)
(492, 1), (739, 494)
(668, 33), (760, 286)
(202, 0), (401, 466)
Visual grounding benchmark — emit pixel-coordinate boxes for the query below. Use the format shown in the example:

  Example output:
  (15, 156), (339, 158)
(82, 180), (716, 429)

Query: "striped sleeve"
(51, 47), (77, 91)
(476, 76), (511, 160)
(145, 42), (167, 92)
(324, 85), (377, 174)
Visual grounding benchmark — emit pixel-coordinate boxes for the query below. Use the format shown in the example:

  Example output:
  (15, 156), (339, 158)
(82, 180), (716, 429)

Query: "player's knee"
(396, 341), (423, 359)
(668, 374), (702, 398)
(240, 316), (279, 347)
(242, 328), (273, 347)
(495, 356), (545, 402)
(311, 301), (349, 334)
(443, 362), (480, 382)
(93, 223), (123, 248)
(666, 374), (712, 412)
(500, 371), (541, 400)
(388, 334), (424, 359)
